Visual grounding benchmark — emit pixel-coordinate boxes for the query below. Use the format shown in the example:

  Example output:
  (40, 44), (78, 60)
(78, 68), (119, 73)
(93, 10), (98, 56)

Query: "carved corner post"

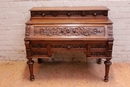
(103, 24), (113, 82)
(104, 41), (113, 82)
(25, 40), (35, 81)
(104, 58), (112, 82)
(27, 58), (35, 81)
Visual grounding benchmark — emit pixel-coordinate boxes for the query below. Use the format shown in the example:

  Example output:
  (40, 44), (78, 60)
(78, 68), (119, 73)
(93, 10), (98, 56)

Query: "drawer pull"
(97, 52), (100, 56)
(42, 13), (45, 16)
(67, 45), (71, 49)
(93, 13), (97, 16)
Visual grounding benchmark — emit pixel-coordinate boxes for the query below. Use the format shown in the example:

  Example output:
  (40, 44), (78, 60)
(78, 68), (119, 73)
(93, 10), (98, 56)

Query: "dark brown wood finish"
(24, 6), (114, 82)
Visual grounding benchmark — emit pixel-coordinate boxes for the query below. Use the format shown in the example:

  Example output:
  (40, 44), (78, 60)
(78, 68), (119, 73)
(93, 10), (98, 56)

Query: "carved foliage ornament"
(25, 25), (30, 36)
(107, 25), (113, 38)
(31, 11), (108, 17)
(34, 26), (104, 36)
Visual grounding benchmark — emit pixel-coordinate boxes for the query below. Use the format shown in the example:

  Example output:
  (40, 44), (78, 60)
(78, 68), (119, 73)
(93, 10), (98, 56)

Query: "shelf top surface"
(26, 18), (112, 24)
(30, 6), (109, 11)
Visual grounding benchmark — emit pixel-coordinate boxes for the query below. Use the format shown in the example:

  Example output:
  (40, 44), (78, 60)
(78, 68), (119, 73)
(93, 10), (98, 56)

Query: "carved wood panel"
(51, 44), (87, 48)
(107, 25), (113, 38)
(91, 44), (106, 48)
(31, 11), (108, 17)
(25, 25), (30, 36)
(34, 26), (105, 36)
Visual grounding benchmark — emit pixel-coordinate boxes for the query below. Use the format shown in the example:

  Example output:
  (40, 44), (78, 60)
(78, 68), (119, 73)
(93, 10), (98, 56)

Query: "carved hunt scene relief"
(34, 26), (105, 36)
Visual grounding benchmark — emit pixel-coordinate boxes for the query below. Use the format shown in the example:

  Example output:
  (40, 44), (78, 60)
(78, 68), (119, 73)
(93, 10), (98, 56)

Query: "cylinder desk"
(24, 6), (114, 82)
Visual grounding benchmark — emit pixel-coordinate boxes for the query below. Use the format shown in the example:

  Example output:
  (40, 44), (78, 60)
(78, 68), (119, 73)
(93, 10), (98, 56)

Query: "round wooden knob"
(97, 52), (100, 56)
(67, 13), (71, 16)
(93, 13), (97, 16)
(42, 13), (45, 16)
(67, 45), (71, 49)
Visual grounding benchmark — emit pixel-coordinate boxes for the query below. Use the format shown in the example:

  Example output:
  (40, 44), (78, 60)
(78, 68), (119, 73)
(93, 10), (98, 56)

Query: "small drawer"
(91, 52), (106, 57)
(51, 43), (87, 52)
(31, 42), (47, 48)
(51, 44), (87, 49)
(91, 44), (106, 48)
(32, 50), (47, 56)
(90, 43), (107, 57)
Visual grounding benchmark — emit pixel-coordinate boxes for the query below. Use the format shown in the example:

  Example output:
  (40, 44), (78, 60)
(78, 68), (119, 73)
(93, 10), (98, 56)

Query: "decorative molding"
(51, 44), (87, 48)
(34, 26), (104, 36)
(31, 11), (108, 17)
(107, 25), (113, 38)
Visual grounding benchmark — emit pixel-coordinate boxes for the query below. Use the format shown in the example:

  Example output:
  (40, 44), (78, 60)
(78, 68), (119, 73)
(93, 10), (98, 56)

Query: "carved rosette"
(107, 25), (113, 38)
(31, 11), (108, 17)
(25, 25), (30, 36)
(34, 26), (104, 36)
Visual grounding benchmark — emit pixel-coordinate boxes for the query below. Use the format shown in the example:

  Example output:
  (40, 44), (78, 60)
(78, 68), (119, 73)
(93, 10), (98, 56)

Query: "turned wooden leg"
(38, 58), (42, 64)
(96, 58), (102, 64)
(104, 58), (112, 82)
(27, 58), (35, 81)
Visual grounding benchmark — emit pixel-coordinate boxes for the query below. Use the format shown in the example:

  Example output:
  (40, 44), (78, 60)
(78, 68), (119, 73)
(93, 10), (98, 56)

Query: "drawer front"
(31, 42), (47, 48)
(30, 41), (107, 57)
(31, 42), (47, 56)
(90, 44), (107, 57)
(31, 41), (88, 56)
(51, 43), (87, 51)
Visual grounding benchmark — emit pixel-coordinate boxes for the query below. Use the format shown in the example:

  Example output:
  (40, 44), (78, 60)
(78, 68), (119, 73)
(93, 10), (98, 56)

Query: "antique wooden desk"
(24, 6), (114, 82)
